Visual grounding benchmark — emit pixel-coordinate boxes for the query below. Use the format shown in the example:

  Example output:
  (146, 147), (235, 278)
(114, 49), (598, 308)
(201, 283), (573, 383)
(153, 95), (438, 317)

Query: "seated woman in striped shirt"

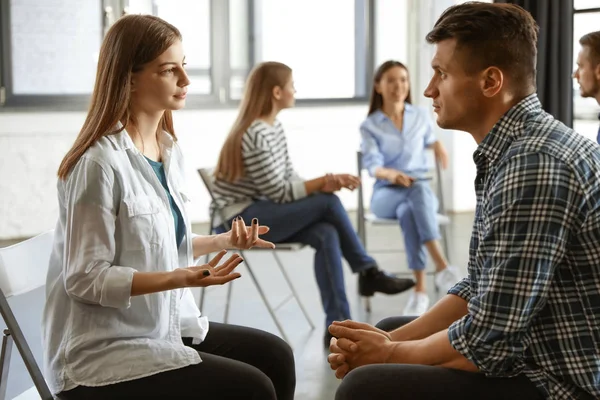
(360, 61), (461, 316)
(212, 61), (415, 347)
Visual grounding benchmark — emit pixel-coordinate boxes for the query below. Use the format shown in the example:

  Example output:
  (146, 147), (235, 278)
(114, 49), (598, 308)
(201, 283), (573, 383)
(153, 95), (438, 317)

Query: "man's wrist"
(384, 341), (400, 364)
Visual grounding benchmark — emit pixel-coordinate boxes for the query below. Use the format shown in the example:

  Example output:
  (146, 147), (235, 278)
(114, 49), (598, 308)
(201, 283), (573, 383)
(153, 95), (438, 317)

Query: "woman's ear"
(272, 86), (282, 100)
(130, 77), (137, 93)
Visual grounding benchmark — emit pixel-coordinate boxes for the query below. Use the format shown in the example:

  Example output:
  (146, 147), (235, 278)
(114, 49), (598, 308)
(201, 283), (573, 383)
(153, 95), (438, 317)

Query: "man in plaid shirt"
(327, 3), (600, 400)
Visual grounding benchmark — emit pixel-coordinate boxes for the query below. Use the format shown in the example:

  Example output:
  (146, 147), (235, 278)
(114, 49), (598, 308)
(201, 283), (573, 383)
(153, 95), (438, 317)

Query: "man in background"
(574, 30), (600, 143)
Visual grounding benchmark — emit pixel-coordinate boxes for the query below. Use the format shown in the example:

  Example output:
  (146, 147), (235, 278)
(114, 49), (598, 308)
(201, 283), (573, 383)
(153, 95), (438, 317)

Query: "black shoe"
(358, 268), (415, 296)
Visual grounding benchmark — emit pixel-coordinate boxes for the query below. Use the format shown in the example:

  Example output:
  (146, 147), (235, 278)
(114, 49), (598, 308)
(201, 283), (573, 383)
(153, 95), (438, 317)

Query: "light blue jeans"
(370, 182), (440, 271)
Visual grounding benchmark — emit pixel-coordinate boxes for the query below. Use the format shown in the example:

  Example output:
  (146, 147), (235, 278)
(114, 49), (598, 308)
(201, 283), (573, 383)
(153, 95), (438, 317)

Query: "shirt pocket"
(121, 195), (165, 250)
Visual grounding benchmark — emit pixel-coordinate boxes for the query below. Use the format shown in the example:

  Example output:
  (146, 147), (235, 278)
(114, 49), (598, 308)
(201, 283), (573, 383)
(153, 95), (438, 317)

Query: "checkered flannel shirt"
(448, 94), (600, 400)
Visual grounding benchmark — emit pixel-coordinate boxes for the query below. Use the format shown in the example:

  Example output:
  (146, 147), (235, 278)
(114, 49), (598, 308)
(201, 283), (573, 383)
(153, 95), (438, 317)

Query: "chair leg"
(441, 224), (451, 264)
(0, 330), (13, 400)
(238, 250), (290, 343)
(271, 252), (315, 330)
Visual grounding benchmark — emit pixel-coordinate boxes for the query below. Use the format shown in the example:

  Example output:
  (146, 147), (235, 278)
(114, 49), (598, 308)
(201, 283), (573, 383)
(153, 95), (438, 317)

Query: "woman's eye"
(161, 69), (174, 75)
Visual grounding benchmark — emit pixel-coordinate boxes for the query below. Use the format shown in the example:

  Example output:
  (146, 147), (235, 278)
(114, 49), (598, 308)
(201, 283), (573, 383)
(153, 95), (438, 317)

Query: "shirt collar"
(371, 102), (414, 123)
(473, 93), (542, 167)
(105, 122), (174, 152)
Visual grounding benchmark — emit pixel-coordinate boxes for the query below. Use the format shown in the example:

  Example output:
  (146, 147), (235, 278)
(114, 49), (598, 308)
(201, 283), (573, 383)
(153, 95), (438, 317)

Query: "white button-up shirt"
(42, 128), (208, 394)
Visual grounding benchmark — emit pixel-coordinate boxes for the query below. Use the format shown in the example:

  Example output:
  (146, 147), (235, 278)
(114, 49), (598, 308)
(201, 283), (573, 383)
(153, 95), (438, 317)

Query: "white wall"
(0, 106), (376, 239)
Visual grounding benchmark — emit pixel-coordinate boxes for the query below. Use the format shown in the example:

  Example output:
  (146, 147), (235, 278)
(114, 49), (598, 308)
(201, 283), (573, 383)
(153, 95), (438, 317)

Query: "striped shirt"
(212, 120), (306, 223)
(447, 94), (600, 400)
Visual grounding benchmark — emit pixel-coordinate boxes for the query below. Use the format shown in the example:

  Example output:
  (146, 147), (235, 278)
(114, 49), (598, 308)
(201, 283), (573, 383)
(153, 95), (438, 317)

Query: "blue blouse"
(360, 103), (437, 188)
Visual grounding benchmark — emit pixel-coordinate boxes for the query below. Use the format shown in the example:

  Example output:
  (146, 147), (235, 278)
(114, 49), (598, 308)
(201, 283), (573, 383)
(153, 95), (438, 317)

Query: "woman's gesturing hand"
(172, 250), (243, 288)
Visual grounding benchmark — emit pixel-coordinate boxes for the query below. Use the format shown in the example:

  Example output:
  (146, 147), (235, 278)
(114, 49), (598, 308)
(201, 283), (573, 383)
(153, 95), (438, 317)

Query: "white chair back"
(0, 230), (54, 298)
(0, 230), (55, 400)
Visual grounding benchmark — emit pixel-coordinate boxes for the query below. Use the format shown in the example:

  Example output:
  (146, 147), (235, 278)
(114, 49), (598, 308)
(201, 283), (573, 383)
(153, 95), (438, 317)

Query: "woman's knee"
(304, 222), (340, 249)
(265, 332), (295, 369)
(240, 367), (278, 399)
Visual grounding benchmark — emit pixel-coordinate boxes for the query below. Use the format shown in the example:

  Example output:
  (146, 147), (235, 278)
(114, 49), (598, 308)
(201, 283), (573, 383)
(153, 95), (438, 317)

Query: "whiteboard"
(9, 0), (102, 95)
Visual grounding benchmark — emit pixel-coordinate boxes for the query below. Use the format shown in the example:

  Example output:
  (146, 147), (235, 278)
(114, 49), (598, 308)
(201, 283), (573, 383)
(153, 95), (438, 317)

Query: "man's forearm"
(388, 329), (479, 372)
(389, 294), (468, 341)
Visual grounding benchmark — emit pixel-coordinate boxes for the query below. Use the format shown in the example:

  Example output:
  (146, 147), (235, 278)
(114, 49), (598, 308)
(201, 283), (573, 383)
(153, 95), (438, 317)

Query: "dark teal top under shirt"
(145, 156), (185, 248)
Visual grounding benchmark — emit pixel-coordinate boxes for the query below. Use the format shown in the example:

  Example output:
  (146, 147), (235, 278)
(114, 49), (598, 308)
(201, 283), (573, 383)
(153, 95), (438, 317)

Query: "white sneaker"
(435, 265), (461, 293)
(403, 292), (430, 316)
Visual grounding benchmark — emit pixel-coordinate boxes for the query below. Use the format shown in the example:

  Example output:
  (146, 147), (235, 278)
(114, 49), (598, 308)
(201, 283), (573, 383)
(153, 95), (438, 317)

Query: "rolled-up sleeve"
(360, 123), (384, 177)
(448, 153), (581, 377)
(447, 277), (471, 301)
(63, 157), (135, 308)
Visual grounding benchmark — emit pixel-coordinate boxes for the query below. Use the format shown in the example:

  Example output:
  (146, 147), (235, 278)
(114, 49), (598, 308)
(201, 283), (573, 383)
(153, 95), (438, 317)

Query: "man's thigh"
(336, 364), (543, 400)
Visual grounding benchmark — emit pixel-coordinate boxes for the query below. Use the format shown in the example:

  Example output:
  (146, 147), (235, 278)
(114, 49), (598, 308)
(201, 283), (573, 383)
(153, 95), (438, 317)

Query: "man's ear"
(594, 63), (600, 82)
(480, 66), (503, 98)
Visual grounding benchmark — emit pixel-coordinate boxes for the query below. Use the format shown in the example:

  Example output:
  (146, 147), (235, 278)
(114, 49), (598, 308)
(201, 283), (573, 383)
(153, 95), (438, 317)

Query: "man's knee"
(335, 366), (382, 400)
(375, 316), (415, 332)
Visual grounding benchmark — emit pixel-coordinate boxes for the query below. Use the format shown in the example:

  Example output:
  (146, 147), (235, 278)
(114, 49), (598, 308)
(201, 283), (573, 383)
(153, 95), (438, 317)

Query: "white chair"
(356, 150), (451, 311)
(197, 168), (314, 344)
(0, 230), (54, 400)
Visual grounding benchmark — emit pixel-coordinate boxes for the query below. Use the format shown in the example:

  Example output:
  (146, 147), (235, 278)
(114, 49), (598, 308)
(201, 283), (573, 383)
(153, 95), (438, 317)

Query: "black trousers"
(335, 316), (545, 400)
(58, 322), (296, 399)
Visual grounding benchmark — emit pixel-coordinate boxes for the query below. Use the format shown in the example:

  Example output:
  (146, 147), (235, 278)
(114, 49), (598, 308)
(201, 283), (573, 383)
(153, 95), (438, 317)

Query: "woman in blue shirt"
(360, 61), (460, 316)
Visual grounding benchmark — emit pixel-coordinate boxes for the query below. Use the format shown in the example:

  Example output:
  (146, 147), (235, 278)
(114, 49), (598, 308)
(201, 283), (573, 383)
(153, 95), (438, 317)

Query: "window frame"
(0, 0), (375, 111)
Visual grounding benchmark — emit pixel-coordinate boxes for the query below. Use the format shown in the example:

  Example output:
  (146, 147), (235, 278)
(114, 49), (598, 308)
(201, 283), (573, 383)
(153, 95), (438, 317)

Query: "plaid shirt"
(448, 94), (600, 400)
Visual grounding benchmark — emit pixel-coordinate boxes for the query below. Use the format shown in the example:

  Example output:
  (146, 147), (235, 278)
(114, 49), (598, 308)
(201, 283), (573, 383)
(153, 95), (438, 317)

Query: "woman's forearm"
(304, 176), (326, 195)
(374, 167), (399, 182)
(192, 234), (227, 258)
(131, 271), (179, 296)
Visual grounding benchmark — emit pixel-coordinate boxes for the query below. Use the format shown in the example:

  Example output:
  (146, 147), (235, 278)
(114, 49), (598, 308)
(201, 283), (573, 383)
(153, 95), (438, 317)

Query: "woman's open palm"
(173, 250), (243, 288)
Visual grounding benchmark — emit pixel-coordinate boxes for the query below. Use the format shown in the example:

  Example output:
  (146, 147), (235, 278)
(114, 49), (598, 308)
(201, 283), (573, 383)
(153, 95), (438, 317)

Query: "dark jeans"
(219, 193), (377, 326)
(335, 316), (544, 400)
(58, 322), (296, 399)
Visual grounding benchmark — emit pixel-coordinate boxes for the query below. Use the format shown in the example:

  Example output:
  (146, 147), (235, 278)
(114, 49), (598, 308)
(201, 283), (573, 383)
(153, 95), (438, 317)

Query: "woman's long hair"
(215, 62), (292, 182)
(57, 14), (182, 179)
(367, 60), (412, 116)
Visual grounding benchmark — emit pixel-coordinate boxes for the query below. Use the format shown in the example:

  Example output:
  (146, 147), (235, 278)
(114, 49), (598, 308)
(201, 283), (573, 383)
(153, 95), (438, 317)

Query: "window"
(0, 0), (104, 107)
(573, 1), (600, 120)
(0, 0), (375, 109)
(575, 0), (600, 10)
(252, 0), (366, 100)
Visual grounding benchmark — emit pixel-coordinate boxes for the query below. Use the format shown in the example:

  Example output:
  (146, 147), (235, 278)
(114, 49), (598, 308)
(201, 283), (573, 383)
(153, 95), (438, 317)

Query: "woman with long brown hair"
(360, 60), (460, 316)
(43, 15), (295, 399)
(212, 62), (415, 348)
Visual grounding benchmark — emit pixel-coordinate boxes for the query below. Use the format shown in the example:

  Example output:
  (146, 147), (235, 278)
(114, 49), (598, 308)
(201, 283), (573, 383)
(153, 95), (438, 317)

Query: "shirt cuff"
(367, 164), (382, 178)
(100, 266), (136, 308)
(448, 315), (472, 362)
(291, 179), (307, 200)
(447, 277), (471, 301)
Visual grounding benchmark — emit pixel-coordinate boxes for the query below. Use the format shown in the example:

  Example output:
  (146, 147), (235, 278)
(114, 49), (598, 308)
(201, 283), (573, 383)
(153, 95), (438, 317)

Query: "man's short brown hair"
(580, 31), (600, 66)
(426, 1), (539, 94)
